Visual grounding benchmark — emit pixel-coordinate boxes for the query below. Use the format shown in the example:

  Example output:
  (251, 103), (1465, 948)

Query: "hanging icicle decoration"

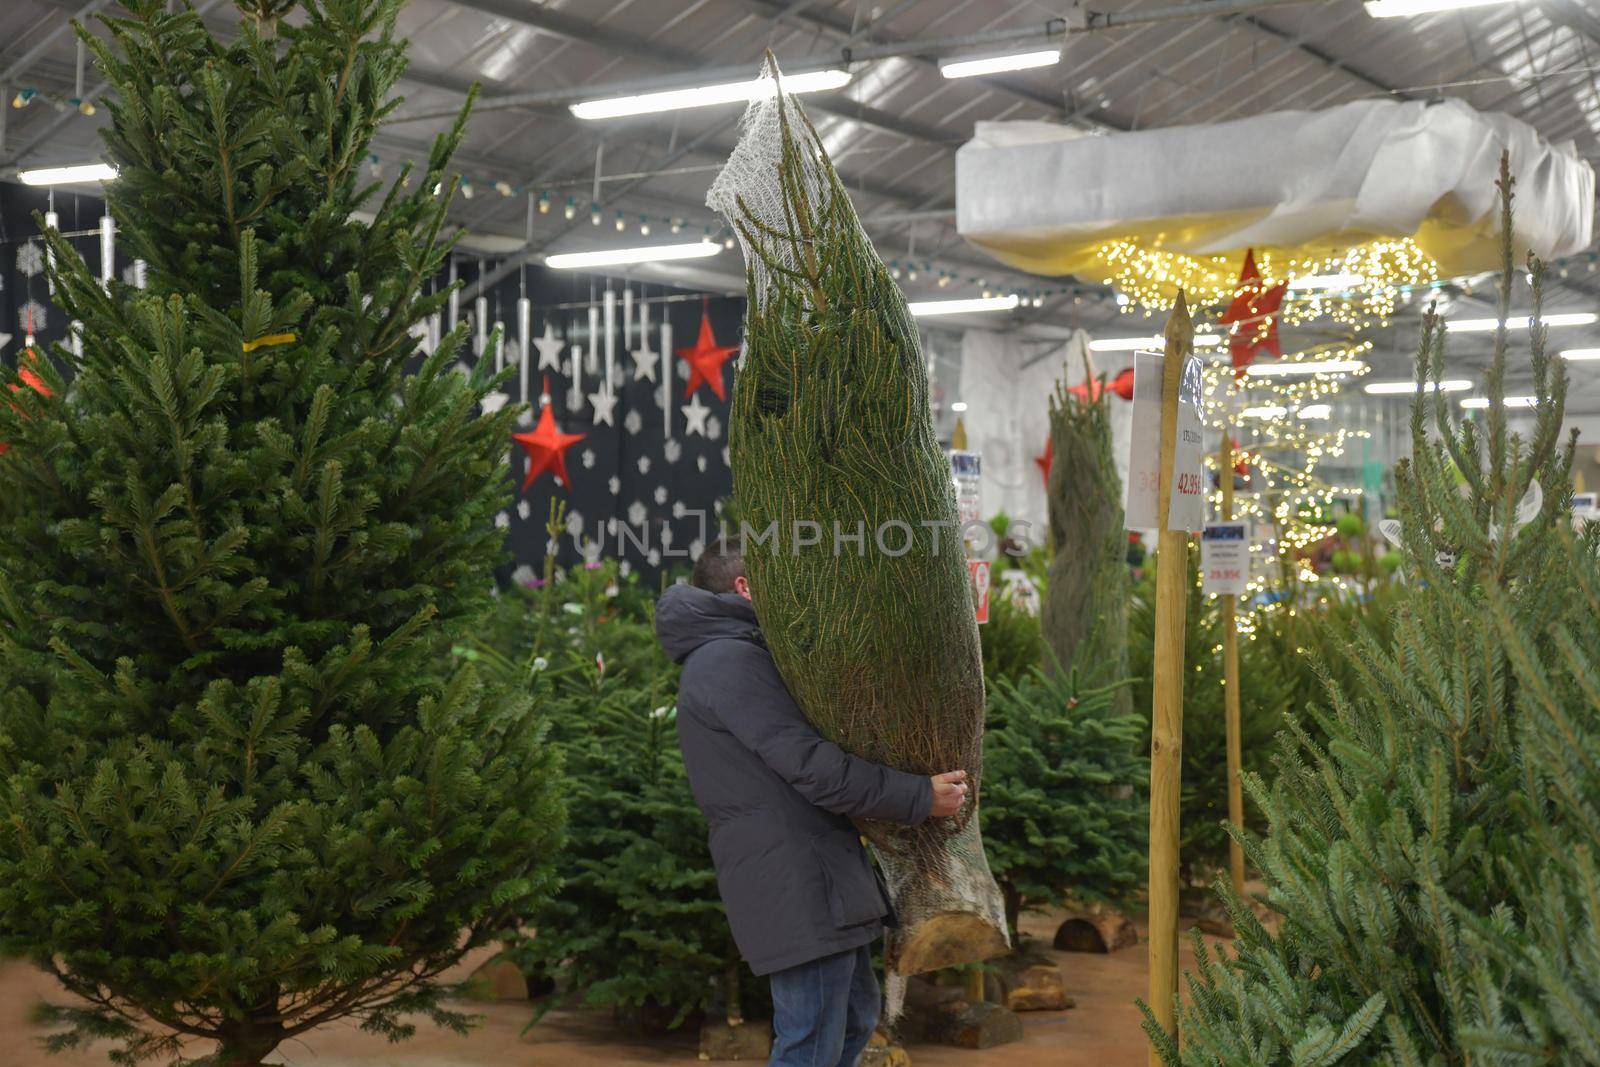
(603, 287), (617, 391)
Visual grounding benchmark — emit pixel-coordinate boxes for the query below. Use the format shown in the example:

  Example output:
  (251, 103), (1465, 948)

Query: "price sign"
(949, 450), (983, 526)
(1201, 522), (1249, 595)
(969, 559), (992, 625)
(1124, 349), (1206, 532)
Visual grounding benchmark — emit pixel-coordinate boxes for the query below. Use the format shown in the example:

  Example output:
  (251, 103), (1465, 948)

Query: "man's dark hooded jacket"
(656, 583), (932, 976)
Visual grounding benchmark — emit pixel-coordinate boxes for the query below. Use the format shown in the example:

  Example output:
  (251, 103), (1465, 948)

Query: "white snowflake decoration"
(647, 548), (662, 567)
(637, 455), (652, 475)
(494, 511), (510, 529)
(664, 439), (683, 464)
(18, 299), (48, 335)
(581, 448), (596, 469)
(660, 524), (674, 549)
(518, 407), (534, 427)
(628, 500), (648, 527)
(620, 560), (632, 578)
(672, 501), (688, 519)
(512, 564), (537, 587)
(689, 537), (705, 561)
(517, 500), (532, 520)
(676, 360), (691, 381)
(624, 409), (643, 436)
(721, 446), (731, 467)
(697, 455), (708, 473)
(608, 475), (621, 496)
(654, 485), (669, 505)
(565, 387), (585, 414)
(581, 538), (602, 564)
(565, 509), (584, 536)
(606, 517), (620, 536)
(15, 242), (44, 278)
(705, 414), (722, 441)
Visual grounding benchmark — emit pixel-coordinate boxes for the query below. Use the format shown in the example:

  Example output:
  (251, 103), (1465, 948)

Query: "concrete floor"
(0, 911), (1212, 1066)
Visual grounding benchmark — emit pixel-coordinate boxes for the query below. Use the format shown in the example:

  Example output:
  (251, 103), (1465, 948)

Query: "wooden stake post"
(1147, 294), (1194, 1062)
(1220, 430), (1246, 900)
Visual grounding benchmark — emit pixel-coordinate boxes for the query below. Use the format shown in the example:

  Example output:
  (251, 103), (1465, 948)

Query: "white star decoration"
(682, 393), (712, 437)
(480, 391), (510, 415)
(631, 344), (659, 382)
(533, 321), (565, 371)
(589, 383), (619, 426)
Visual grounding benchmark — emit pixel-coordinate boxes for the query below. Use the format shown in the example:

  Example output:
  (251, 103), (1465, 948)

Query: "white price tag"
(1201, 522), (1249, 595)
(1124, 350), (1206, 532)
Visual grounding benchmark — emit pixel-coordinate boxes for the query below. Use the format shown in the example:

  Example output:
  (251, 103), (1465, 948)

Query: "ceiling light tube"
(1365, 0), (1526, 17)
(1448, 311), (1597, 332)
(1461, 395), (1538, 409)
(1246, 359), (1367, 377)
(17, 162), (118, 185)
(1088, 333), (1223, 352)
(1560, 348), (1600, 361)
(939, 49), (1061, 79)
(545, 242), (721, 270)
(571, 69), (852, 120)
(1240, 405), (1288, 420)
(1296, 404), (1332, 420)
(1364, 379), (1472, 395)
(907, 295), (1019, 317)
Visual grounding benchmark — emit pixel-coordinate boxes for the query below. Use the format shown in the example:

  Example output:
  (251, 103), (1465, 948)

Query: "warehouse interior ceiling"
(2, 0), (1599, 412)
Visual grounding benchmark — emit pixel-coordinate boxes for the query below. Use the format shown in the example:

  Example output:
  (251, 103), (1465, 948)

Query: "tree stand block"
(859, 1029), (913, 1067)
(1053, 910), (1139, 954)
(896, 911), (1011, 975)
(922, 1000), (1025, 1049)
(462, 958), (531, 1000)
(986, 956), (1076, 1012)
(698, 1019), (774, 1061)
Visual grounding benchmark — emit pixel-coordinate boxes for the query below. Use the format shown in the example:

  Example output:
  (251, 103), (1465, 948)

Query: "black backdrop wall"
(0, 179), (739, 586)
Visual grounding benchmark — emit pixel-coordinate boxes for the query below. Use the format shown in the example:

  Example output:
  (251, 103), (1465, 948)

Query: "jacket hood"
(656, 583), (761, 664)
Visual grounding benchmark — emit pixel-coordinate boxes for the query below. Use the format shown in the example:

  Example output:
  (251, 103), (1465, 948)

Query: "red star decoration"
(676, 305), (739, 402)
(513, 376), (585, 492)
(1, 348), (53, 456)
(1035, 437), (1053, 485)
(1218, 250), (1286, 377)
(1067, 367), (1136, 404)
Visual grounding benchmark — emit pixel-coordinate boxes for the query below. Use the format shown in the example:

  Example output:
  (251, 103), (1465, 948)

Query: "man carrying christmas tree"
(657, 536), (969, 1067)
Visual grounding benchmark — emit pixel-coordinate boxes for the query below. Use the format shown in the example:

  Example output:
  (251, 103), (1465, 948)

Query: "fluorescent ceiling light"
(1246, 359), (1367, 377)
(908, 295), (1019, 317)
(1365, 0), (1525, 17)
(950, 401), (969, 412)
(1297, 404), (1332, 420)
(939, 49), (1061, 79)
(1561, 348), (1600, 361)
(1088, 333), (1223, 352)
(545, 242), (721, 270)
(1449, 312), (1597, 332)
(17, 162), (118, 185)
(1289, 273), (1365, 291)
(1461, 395), (1538, 409)
(1364, 379), (1472, 395)
(571, 69), (851, 120)
(1241, 405), (1288, 420)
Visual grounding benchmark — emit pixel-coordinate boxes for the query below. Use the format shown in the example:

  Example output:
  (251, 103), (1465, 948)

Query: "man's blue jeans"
(767, 943), (880, 1067)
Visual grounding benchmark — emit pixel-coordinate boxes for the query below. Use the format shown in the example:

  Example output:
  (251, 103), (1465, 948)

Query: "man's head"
(693, 535), (751, 600)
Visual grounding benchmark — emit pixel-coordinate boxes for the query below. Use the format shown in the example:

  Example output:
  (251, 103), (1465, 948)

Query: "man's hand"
(929, 770), (968, 817)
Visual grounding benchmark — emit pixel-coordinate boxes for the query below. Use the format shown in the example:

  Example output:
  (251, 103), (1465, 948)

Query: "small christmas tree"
(1149, 158), (1597, 1063)
(0, 3), (560, 1064)
(1042, 370), (1131, 713)
(472, 561), (747, 1031)
(982, 669), (1146, 940)
(1128, 546), (1292, 881)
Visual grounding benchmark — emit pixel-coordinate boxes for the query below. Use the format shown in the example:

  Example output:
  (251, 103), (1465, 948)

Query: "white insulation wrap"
(956, 98), (1595, 278)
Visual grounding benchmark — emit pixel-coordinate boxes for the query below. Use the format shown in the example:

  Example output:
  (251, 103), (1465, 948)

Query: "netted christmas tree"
(0, 2), (561, 1064)
(1042, 368), (1131, 713)
(707, 56), (1007, 982)
(1148, 159), (1600, 1064)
